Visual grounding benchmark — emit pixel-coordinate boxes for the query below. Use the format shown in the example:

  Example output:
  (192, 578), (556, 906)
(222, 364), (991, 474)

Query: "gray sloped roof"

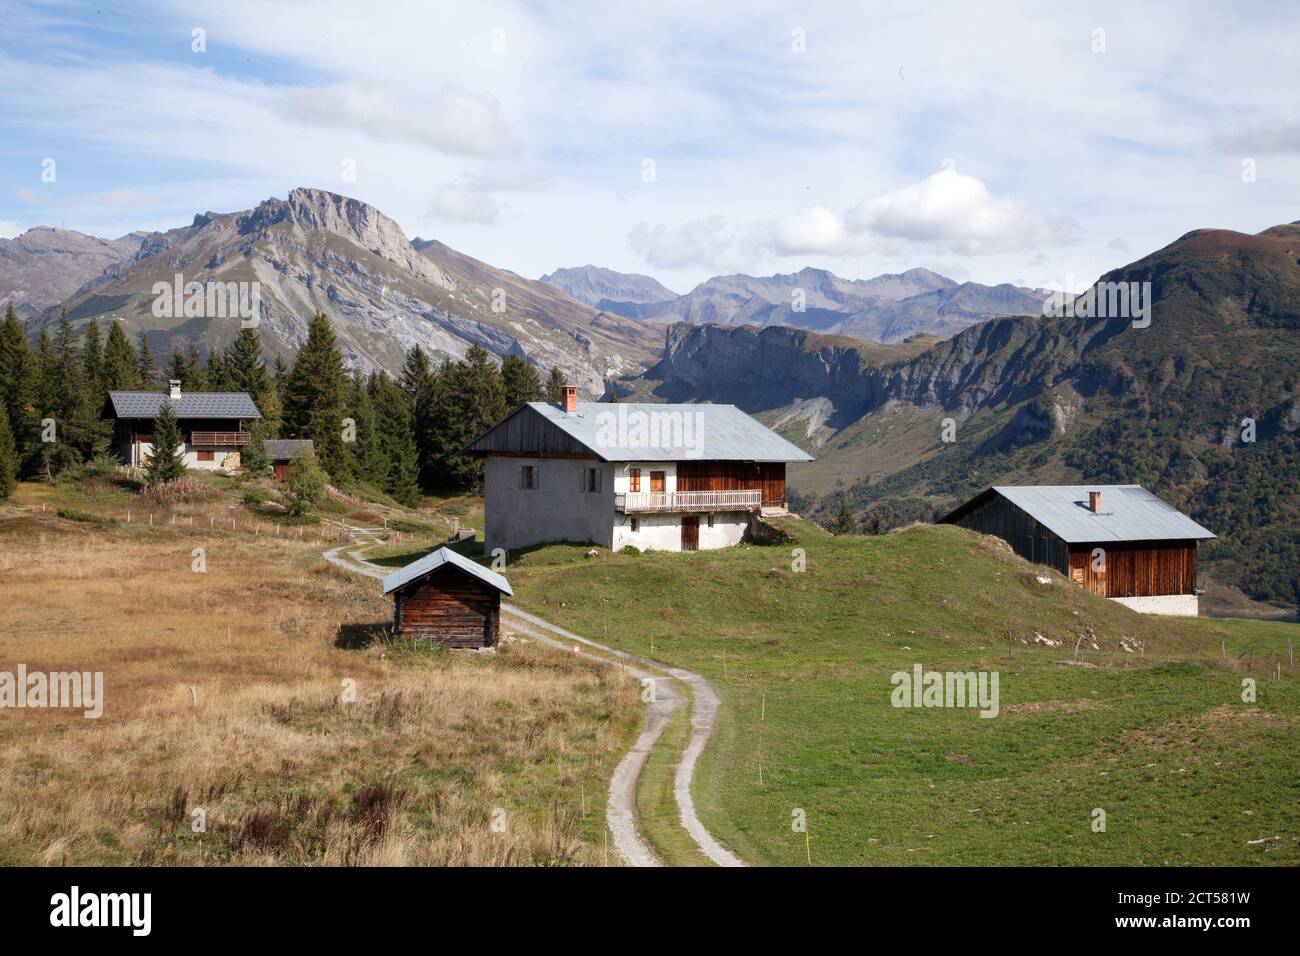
(264, 439), (314, 461)
(107, 390), (261, 419)
(383, 546), (513, 596)
(467, 402), (814, 462)
(970, 485), (1215, 543)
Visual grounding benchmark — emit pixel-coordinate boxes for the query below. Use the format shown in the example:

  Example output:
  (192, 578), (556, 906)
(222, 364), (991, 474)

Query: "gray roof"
(383, 546), (513, 596)
(264, 439), (314, 462)
(480, 402), (813, 462)
(107, 390), (261, 420)
(961, 485), (1215, 543)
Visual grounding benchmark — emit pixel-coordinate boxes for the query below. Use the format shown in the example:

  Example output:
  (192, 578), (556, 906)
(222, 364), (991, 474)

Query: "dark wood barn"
(382, 547), (513, 648)
(264, 439), (315, 481)
(939, 485), (1215, 616)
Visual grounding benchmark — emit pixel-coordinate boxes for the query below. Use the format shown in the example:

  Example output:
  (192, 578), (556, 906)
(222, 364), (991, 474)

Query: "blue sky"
(2, 0), (1299, 293)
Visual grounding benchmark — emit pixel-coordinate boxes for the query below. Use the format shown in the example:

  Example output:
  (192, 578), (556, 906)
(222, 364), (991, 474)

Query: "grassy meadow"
(489, 517), (1300, 866)
(0, 478), (638, 866)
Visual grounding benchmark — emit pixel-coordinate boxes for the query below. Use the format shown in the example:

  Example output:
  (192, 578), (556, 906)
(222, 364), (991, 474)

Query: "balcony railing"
(615, 489), (763, 513)
(190, 431), (251, 446)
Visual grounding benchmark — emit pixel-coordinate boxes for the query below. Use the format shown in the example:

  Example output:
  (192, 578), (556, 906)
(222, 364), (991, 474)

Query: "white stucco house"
(105, 380), (261, 472)
(464, 385), (813, 554)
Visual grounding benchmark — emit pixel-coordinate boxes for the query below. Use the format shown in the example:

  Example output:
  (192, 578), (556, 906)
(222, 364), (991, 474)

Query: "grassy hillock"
(503, 518), (1299, 866)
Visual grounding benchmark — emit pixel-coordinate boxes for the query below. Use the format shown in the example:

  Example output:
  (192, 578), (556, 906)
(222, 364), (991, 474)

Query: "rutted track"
(322, 525), (745, 867)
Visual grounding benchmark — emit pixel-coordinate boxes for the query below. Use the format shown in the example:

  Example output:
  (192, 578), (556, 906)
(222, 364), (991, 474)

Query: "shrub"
(139, 478), (220, 506)
(347, 510), (383, 525)
(57, 507), (112, 524)
(284, 449), (327, 517)
(620, 545), (640, 555)
(387, 517), (436, 535)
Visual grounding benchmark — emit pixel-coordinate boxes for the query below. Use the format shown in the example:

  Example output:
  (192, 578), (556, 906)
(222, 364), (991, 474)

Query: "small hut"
(381, 547), (513, 648)
(264, 439), (315, 481)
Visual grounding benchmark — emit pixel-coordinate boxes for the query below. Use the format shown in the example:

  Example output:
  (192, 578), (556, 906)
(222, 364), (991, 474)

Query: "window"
(650, 471), (666, 493)
(630, 517), (639, 532)
(518, 465), (539, 489)
(707, 513), (714, 529)
(628, 468), (641, 492)
(580, 467), (602, 493)
(196, 450), (215, 462)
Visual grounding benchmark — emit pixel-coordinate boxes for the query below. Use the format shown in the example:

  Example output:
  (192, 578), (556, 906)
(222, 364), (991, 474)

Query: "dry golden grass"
(0, 488), (639, 866)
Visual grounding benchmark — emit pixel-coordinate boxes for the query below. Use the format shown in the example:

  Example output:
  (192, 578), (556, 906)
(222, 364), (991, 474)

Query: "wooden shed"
(939, 485), (1215, 616)
(381, 547), (513, 648)
(264, 439), (315, 481)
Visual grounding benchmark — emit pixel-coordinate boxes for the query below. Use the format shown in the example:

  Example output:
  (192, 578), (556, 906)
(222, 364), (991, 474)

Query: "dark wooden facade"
(677, 460), (786, 508)
(391, 564), (501, 648)
(943, 491), (1199, 599)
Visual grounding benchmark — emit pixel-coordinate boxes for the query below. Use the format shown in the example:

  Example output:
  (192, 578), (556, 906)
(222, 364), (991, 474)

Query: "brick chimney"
(1089, 490), (1102, 513)
(168, 379), (182, 400)
(561, 384), (578, 414)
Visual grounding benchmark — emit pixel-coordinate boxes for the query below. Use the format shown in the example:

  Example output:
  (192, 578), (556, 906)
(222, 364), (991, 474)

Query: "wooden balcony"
(190, 431), (251, 446)
(615, 489), (763, 513)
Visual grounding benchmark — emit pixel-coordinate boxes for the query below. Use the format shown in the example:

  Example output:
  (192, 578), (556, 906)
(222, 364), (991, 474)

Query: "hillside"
(539, 265), (677, 316)
(0, 227), (147, 318)
(627, 221), (1300, 609)
(502, 521), (1299, 866)
(17, 190), (660, 393)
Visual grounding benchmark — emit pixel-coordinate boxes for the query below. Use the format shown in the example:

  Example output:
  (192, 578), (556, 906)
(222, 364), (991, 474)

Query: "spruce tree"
(0, 409), (17, 499)
(183, 344), (208, 390)
(166, 348), (188, 386)
(0, 305), (35, 467)
(137, 332), (159, 389)
(102, 322), (139, 390)
(349, 372), (382, 486)
(502, 353), (543, 408)
(400, 345), (437, 488)
(205, 349), (231, 391)
(241, 419), (271, 477)
(372, 374), (421, 507)
(81, 318), (103, 401)
(144, 400), (186, 485)
(49, 311), (99, 467)
(828, 495), (857, 535)
(546, 366), (567, 403)
(282, 313), (348, 479)
(226, 327), (271, 398)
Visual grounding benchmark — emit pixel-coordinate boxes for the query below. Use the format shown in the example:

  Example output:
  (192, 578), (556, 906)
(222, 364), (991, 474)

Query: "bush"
(139, 478), (220, 506)
(57, 507), (112, 524)
(285, 449), (327, 517)
(620, 545), (640, 556)
(347, 510), (383, 525)
(387, 517), (436, 535)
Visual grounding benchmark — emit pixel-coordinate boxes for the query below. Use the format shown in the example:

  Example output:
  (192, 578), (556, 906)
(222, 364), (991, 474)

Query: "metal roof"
(264, 439), (314, 461)
(959, 485), (1215, 543)
(107, 390), (261, 420)
(382, 546), (513, 597)
(509, 402), (814, 462)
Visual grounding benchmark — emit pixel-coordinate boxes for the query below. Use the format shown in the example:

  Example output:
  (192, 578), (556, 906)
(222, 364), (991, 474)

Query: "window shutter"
(594, 469), (602, 493)
(518, 465), (524, 489)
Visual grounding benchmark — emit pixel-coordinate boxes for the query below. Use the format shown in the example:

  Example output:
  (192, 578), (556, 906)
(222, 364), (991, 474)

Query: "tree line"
(0, 306), (571, 502)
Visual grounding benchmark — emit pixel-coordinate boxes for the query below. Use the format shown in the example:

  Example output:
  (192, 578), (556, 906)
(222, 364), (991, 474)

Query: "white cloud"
(627, 215), (750, 272)
(768, 206), (852, 256)
(430, 183), (500, 224)
(0, 220), (22, 239)
(275, 83), (518, 157)
(100, 188), (152, 207)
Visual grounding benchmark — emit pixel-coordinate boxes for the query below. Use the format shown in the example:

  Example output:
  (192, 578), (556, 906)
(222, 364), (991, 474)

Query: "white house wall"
(483, 456), (615, 554)
(1110, 594), (1200, 617)
(612, 511), (749, 552)
(129, 441), (239, 472)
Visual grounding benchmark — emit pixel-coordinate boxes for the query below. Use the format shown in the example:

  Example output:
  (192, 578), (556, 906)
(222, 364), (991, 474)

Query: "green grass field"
(491, 518), (1299, 866)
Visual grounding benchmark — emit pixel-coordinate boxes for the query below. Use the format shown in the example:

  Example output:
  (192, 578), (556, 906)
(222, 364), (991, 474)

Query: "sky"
(1, 0), (1299, 295)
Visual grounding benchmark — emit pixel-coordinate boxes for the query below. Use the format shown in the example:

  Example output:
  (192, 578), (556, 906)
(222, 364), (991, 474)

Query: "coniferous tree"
(284, 447), (326, 516)
(502, 353), (544, 408)
(828, 495), (857, 535)
(144, 400), (186, 485)
(50, 311), (101, 466)
(205, 349), (231, 391)
(241, 419), (271, 477)
(282, 313), (347, 480)
(427, 346), (506, 488)
(137, 332), (160, 389)
(81, 318), (103, 401)
(372, 373), (421, 506)
(0, 409), (16, 499)
(546, 366), (567, 403)
(226, 327), (271, 398)
(166, 348), (188, 386)
(348, 372), (382, 486)
(400, 345), (437, 488)
(182, 344), (208, 390)
(0, 305), (36, 469)
(102, 322), (139, 390)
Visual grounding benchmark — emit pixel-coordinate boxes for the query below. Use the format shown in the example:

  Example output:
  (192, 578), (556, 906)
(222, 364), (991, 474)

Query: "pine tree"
(81, 318), (103, 402)
(226, 327), (271, 398)
(400, 345), (437, 488)
(205, 349), (231, 391)
(828, 495), (857, 535)
(0, 305), (36, 468)
(166, 348), (188, 386)
(241, 418), (271, 477)
(144, 400), (187, 485)
(0, 409), (17, 499)
(546, 366), (567, 403)
(182, 344), (208, 390)
(426, 345), (506, 489)
(50, 311), (100, 467)
(372, 374), (421, 506)
(282, 313), (348, 479)
(137, 332), (159, 389)
(502, 353), (543, 408)
(103, 322), (139, 390)
(349, 372), (382, 486)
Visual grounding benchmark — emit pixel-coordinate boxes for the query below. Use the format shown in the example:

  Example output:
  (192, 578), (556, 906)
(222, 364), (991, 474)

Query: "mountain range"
(542, 263), (1053, 342)
(5, 189), (659, 394)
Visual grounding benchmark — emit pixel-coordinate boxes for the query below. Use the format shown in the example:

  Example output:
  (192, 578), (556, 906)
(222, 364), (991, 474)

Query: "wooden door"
(681, 516), (699, 551)
(650, 471), (666, 493)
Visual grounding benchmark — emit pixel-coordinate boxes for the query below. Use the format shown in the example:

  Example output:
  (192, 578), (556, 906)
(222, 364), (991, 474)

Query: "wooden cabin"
(940, 485), (1215, 616)
(264, 439), (314, 481)
(381, 547), (513, 648)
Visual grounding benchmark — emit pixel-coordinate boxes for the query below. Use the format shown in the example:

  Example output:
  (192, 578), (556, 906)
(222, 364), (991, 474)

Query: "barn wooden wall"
(393, 566), (499, 648)
(1067, 542), (1198, 598)
(676, 461), (786, 506)
(946, 493), (1070, 572)
(465, 406), (597, 458)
